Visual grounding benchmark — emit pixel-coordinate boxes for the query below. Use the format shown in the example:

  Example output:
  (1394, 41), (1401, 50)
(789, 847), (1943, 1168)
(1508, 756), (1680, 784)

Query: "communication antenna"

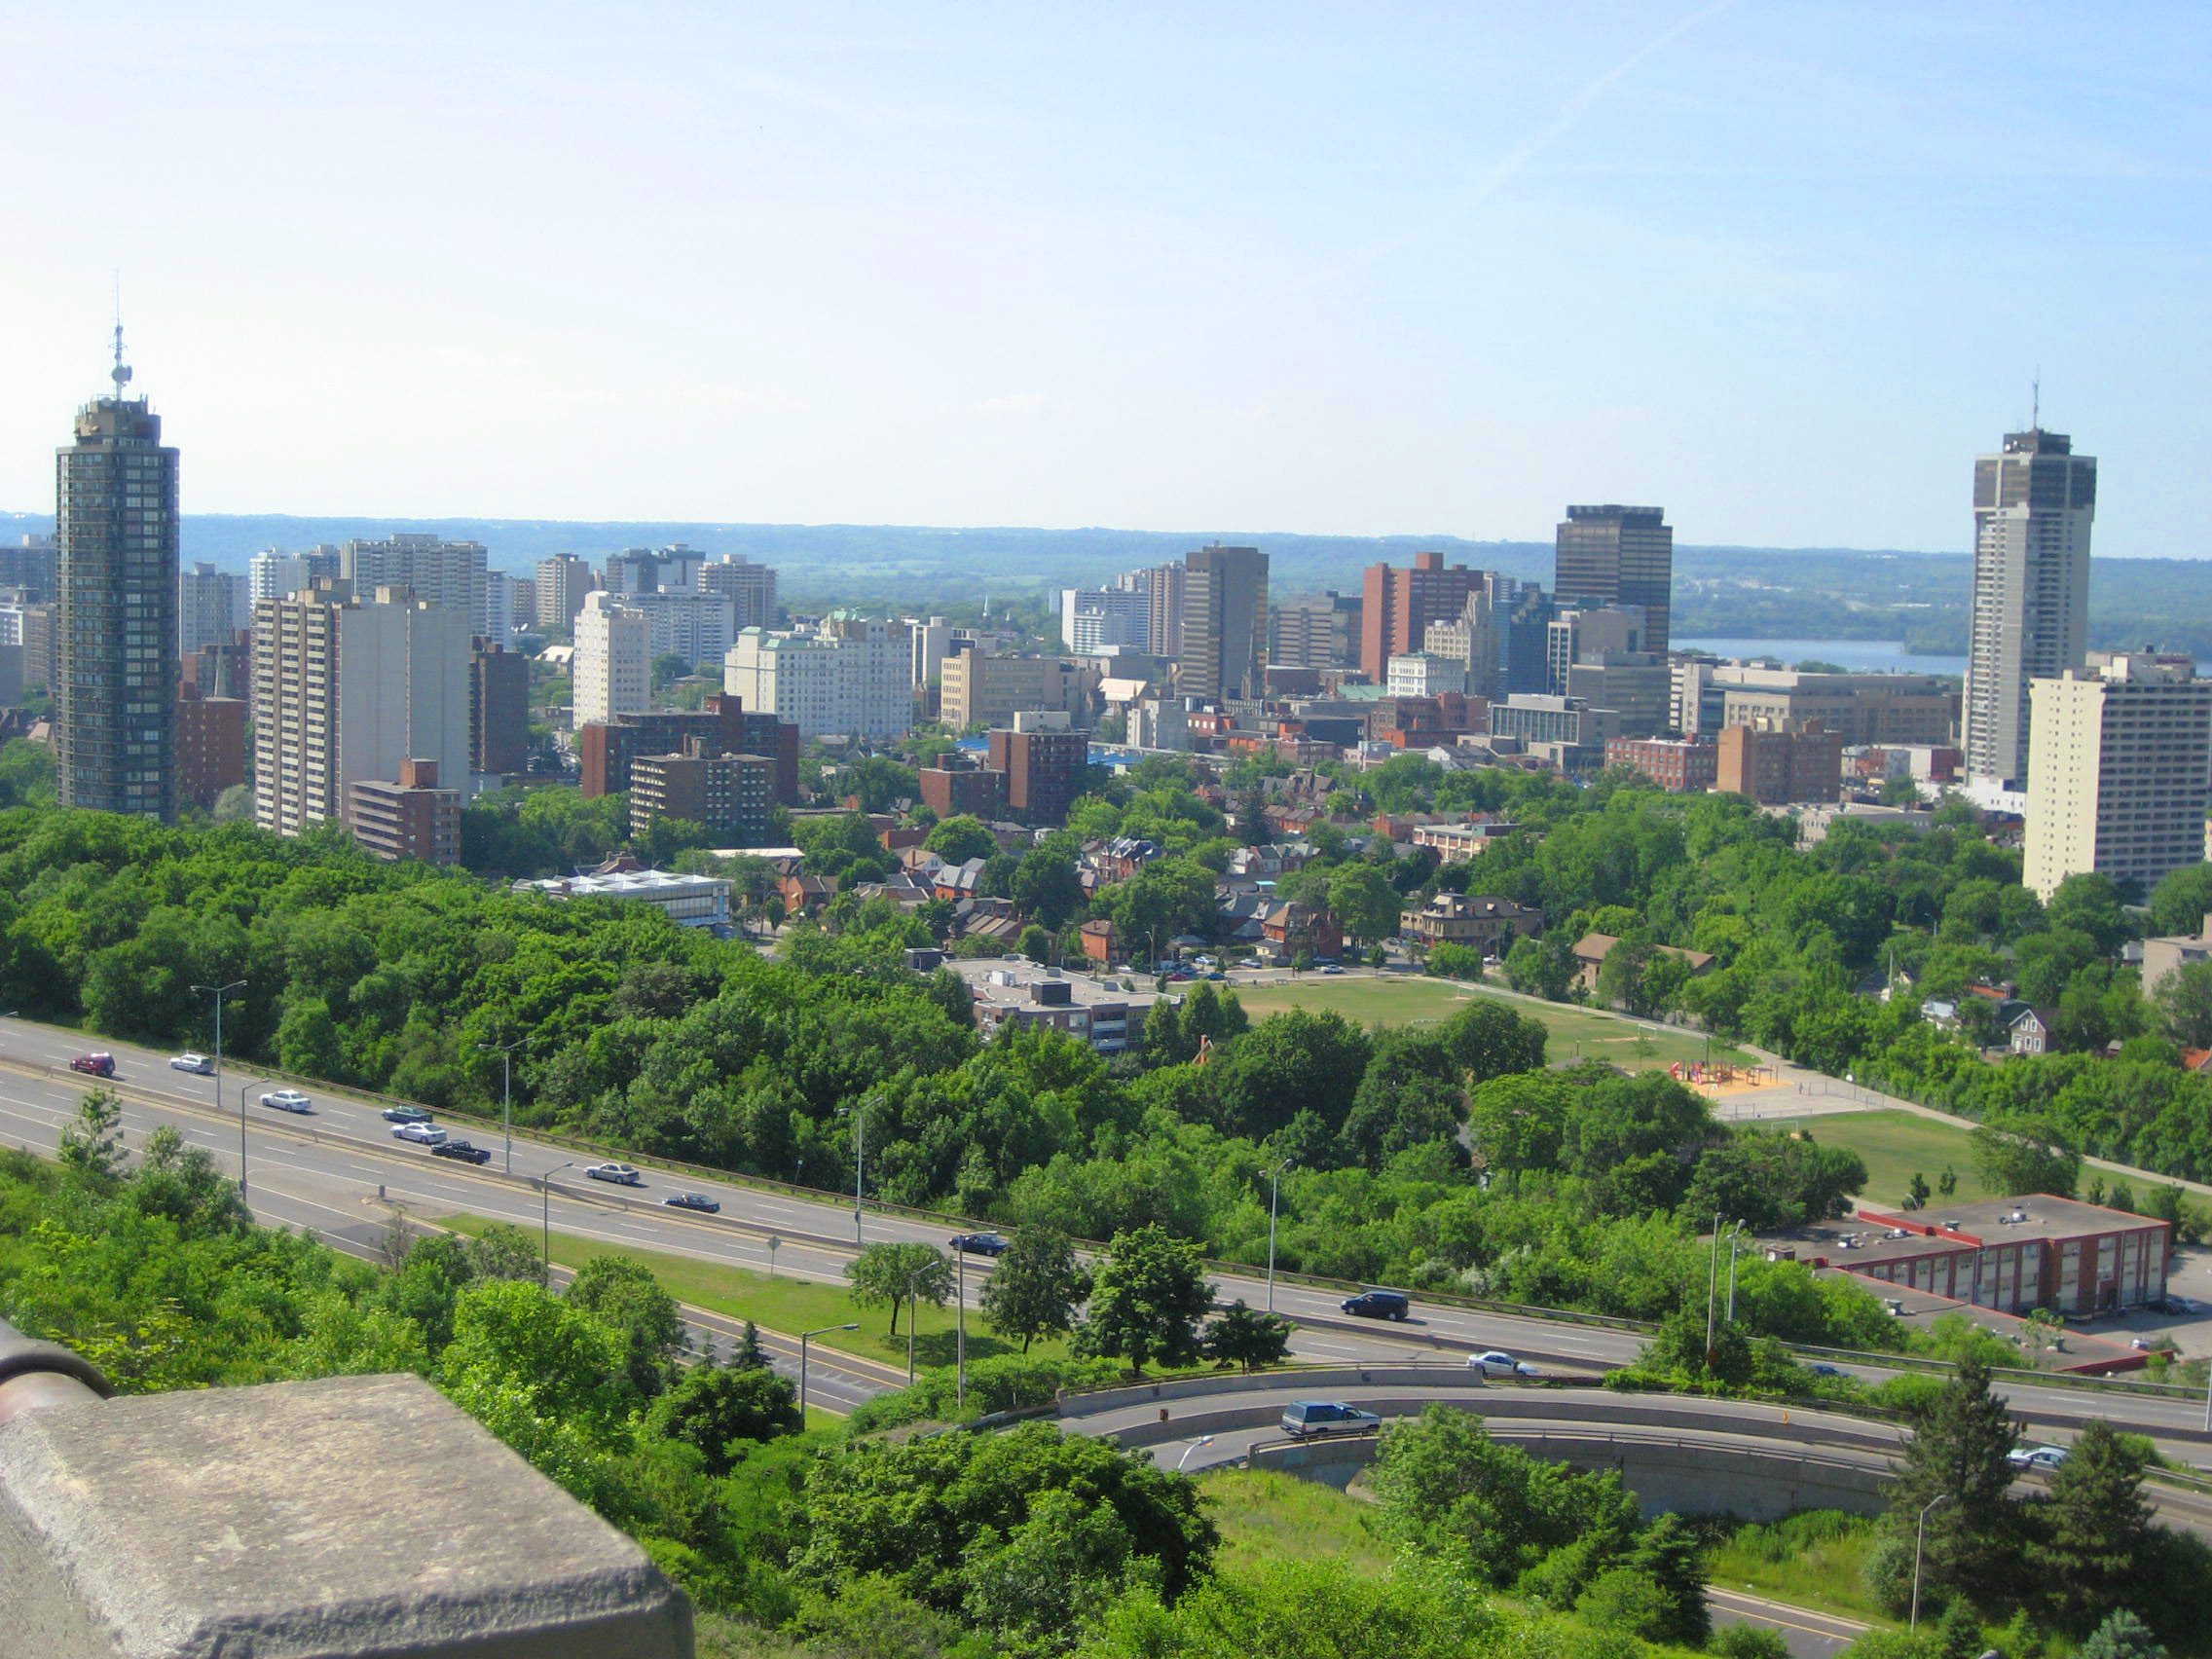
(2031, 372), (2040, 432)
(110, 273), (132, 399)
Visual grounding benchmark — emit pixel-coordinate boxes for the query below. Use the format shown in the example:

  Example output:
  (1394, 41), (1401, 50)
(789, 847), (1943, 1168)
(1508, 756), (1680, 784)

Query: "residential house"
(1570, 933), (1715, 997)
(1400, 893), (1544, 955)
(2008, 1006), (2060, 1056)
(1256, 902), (1342, 965)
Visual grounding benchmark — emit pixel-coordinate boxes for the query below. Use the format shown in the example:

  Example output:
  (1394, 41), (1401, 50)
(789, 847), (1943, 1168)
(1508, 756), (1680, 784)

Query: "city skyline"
(2, 5), (2206, 557)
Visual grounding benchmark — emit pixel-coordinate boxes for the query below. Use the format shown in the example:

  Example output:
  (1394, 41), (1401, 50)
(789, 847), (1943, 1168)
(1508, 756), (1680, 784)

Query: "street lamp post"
(1265, 1158), (1295, 1313)
(476, 1035), (535, 1174)
(1725, 1224), (1748, 1325)
(194, 979), (247, 1197)
(955, 1246), (967, 1410)
(1175, 1436), (1215, 1472)
(541, 1161), (576, 1271)
(904, 1269), (930, 1385)
(843, 1100), (871, 1245)
(236, 1078), (258, 1199)
(800, 1323), (859, 1420)
(1910, 1493), (1954, 1630)
(1703, 1211), (1724, 1360)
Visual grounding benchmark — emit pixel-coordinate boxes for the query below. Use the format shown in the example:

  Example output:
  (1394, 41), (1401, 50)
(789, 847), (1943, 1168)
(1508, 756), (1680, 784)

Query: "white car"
(2007, 1445), (2068, 1472)
(1468, 1350), (1539, 1378)
(259, 1089), (313, 1114)
(170, 1052), (214, 1075)
(392, 1122), (448, 1146)
(585, 1162), (645, 1186)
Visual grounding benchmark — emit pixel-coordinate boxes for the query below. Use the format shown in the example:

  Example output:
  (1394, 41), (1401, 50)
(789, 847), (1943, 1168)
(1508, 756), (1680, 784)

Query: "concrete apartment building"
(1555, 504), (1674, 655)
(0, 532), (57, 602)
(1716, 722), (1844, 805)
(1145, 562), (1188, 659)
(1178, 544), (1268, 702)
(251, 580), (472, 843)
(940, 651), (1095, 730)
(909, 616), (978, 688)
(1271, 591), (1362, 672)
(577, 697), (800, 802)
(573, 591), (651, 726)
(55, 355), (180, 821)
(350, 757), (462, 865)
(697, 555), (779, 630)
(248, 544), (340, 606)
(469, 641), (532, 777)
(1059, 582), (1152, 653)
(1385, 651), (1467, 699)
(2143, 914), (2212, 1001)
(625, 589), (739, 669)
(1965, 428), (2097, 789)
(2024, 651), (2212, 902)
(179, 561), (241, 655)
(988, 713), (1089, 825)
(1489, 693), (1619, 749)
(629, 740), (777, 844)
(1360, 550), (1480, 680)
(341, 534), (488, 626)
(723, 618), (912, 741)
(1605, 736), (1719, 792)
(535, 553), (596, 632)
(0, 596), (57, 694)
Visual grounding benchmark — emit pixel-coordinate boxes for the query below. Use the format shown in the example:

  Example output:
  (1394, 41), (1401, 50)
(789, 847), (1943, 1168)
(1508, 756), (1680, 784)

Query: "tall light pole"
(955, 1246), (967, 1410)
(1725, 1223), (1748, 1325)
(236, 1078), (258, 1201)
(194, 979), (247, 1198)
(541, 1161), (575, 1272)
(1265, 1158), (1295, 1313)
(1703, 1211), (1724, 1362)
(1175, 1436), (1215, 1472)
(477, 1035), (534, 1173)
(842, 1098), (872, 1245)
(800, 1323), (858, 1420)
(1910, 1493), (1954, 1630)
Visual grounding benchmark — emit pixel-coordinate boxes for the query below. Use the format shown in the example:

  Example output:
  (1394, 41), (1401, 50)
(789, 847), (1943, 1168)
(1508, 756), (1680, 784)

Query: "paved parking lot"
(2075, 1244), (2212, 1359)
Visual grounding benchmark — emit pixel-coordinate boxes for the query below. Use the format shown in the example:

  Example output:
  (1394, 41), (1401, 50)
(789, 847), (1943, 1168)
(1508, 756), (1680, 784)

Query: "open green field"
(439, 1213), (1056, 1378)
(1231, 976), (1747, 1072)
(1754, 1110), (1996, 1212)
(1197, 1468), (1395, 1576)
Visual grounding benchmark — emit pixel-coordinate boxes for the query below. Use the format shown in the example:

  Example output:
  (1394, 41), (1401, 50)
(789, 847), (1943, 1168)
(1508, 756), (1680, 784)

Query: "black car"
(431, 1140), (492, 1165)
(663, 1193), (721, 1214)
(950, 1232), (1011, 1257)
(1341, 1290), (1411, 1321)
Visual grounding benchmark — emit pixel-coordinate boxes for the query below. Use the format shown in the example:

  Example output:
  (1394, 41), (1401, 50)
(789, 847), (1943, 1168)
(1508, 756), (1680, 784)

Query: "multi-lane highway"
(3, 1014), (2208, 1457)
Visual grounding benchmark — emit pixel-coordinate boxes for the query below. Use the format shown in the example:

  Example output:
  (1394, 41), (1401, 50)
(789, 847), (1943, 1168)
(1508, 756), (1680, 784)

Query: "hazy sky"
(2, 2), (2205, 554)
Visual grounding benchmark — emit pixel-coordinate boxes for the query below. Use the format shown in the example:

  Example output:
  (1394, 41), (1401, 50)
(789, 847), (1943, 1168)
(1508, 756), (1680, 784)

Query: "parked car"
(259, 1088), (313, 1113)
(663, 1193), (721, 1213)
(431, 1140), (491, 1164)
(1279, 1400), (1382, 1440)
(950, 1232), (1010, 1257)
(585, 1162), (645, 1186)
(382, 1105), (434, 1125)
(1319, 965), (1346, 976)
(1468, 1350), (1538, 1378)
(1341, 1290), (1411, 1321)
(70, 1053), (116, 1077)
(392, 1122), (448, 1146)
(1165, 971), (1194, 982)
(169, 1052), (214, 1075)
(2007, 1445), (2069, 1472)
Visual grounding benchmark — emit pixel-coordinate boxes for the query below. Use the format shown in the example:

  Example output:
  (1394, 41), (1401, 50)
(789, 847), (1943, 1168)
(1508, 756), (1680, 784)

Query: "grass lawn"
(438, 1213), (1059, 1377)
(1231, 977), (1746, 1073)
(1197, 1468), (1395, 1577)
(1704, 1511), (1894, 1627)
(1752, 1110), (1996, 1212)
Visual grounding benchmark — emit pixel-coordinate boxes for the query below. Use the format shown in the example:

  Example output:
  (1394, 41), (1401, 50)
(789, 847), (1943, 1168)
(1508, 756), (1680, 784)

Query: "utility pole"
(1704, 1211), (1723, 1361)
(477, 1035), (535, 1174)
(1265, 1158), (1294, 1313)
(193, 979), (247, 1197)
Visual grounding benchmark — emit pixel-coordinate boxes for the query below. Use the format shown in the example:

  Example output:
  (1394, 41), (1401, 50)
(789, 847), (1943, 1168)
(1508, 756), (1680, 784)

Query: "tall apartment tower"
(1145, 562), (1187, 659)
(1964, 428), (2096, 789)
(536, 553), (596, 632)
(2024, 652), (2211, 902)
(55, 340), (179, 821)
(179, 561), (241, 655)
(1359, 551), (1480, 680)
(1177, 544), (1268, 702)
(248, 545), (339, 605)
(1554, 505), (1673, 656)
(341, 534), (488, 622)
(697, 555), (779, 629)
(573, 591), (651, 726)
(251, 579), (471, 840)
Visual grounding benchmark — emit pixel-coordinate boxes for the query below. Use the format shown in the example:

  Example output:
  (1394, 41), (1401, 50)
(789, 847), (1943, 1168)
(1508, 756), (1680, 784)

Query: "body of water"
(1677, 637), (1968, 679)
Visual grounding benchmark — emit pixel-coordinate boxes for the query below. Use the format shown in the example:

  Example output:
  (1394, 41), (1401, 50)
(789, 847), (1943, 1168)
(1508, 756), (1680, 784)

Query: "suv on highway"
(259, 1088), (313, 1114)
(70, 1053), (115, 1078)
(382, 1105), (434, 1125)
(169, 1052), (214, 1075)
(585, 1162), (645, 1186)
(1340, 1290), (1411, 1321)
(1280, 1401), (1382, 1440)
(431, 1140), (491, 1164)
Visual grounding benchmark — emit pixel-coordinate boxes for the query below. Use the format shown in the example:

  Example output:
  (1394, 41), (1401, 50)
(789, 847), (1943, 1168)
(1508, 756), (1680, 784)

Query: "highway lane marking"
(1708, 1590), (1870, 1639)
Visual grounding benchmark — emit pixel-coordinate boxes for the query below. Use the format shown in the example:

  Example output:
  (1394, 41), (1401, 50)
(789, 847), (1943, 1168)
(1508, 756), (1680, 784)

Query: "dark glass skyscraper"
(1554, 503), (1673, 656)
(55, 340), (179, 820)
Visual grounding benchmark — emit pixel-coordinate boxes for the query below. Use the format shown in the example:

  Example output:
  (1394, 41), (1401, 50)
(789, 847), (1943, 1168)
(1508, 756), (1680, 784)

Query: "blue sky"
(0, 1), (2204, 554)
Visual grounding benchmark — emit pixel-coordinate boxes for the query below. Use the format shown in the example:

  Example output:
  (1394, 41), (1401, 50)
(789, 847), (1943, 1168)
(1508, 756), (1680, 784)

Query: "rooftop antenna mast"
(2031, 371), (2040, 433)
(110, 273), (132, 399)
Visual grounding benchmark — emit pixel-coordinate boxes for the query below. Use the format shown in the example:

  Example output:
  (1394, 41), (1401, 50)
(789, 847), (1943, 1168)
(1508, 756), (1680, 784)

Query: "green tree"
(978, 1226), (1089, 1353)
(924, 815), (996, 864)
(1971, 1120), (2081, 1198)
(1886, 1353), (2018, 1604)
(1501, 934), (1577, 1002)
(566, 1254), (687, 1396)
(641, 1360), (800, 1474)
(1076, 1224), (1214, 1373)
(56, 1087), (125, 1182)
(1328, 862), (1401, 950)
(845, 1240), (953, 1337)
(2080, 1610), (2168, 1659)
(2034, 1419), (2154, 1631)
(1626, 1511), (1710, 1644)
(2148, 864), (2212, 940)
(466, 1221), (549, 1285)
(1075, 1556), (1498, 1659)
(2154, 962), (2212, 1049)
(1012, 843), (1087, 933)
(1202, 1301), (1293, 1372)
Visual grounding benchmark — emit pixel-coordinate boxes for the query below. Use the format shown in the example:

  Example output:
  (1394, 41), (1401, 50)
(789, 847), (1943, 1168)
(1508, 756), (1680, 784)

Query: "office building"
(1554, 504), (1674, 655)
(1488, 694), (1619, 750)
(2024, 652), (2212, 902)
(516, 866), (732, 929)
(1060, 583), (1152, 654)
(629, 740), (777, 844)
(1604, 736), (1719, 793)
(1697, 666), (1958, 747)
(535, 553), (596, 632)
(626, 589), (739, 669)
(248, 545), (341, 606)
(341, 534), (488, 622)
(1421, 591), (1498, 698)
(349, 758), (462, 866)
(481, 570), (516, 646)
(1178, 544), (1268, 702)
(724, 619), (912, 741)
(573, 591), (651, 726)
(0, 535), (56, 604)
(1566, 653), (1672, 739)
(575, 696), (798, 803)
(175, 684), (246, 811)
(1270, 591), (1362, 672)
(178, 562), (242, 655)
(1495, 579), (1554, 695)
(918, 752), (1008, 820)
(1965, 428), (2098, 788)
(1360, 551), (1481, 680)
(470, 641), (533, 777)
(251, 580), (472, 842)
(940, 651), (1095, 729)
(55, 344), (180, 820)
(910, 616), (977, 687)
(1385, 651), (1467, 699)
(697, 555), (778, 629)
(1716, 722), (1843, 805)
(988, 713), (1089, 826)
(1545, 606), (1643, 696)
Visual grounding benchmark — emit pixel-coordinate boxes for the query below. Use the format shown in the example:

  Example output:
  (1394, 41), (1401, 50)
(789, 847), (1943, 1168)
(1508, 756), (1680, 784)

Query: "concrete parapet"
(0, 1372), (692, 1658)
(1060, 1366), (1485, 1419)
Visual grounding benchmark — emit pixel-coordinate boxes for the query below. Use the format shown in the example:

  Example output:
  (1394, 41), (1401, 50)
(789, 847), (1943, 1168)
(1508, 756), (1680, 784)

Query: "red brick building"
(918, 752), (1008, 821)
(348, 758), (461, 865)
(1716, 722), (1843, 805)
(629, 739), (777, 843)
(1605, 736), (1719, 793)
(1359, 551), (1481, 680)
(987, 723), (1089, 826)
(176, 684), (246, 811)
(578, 695), (799, 802)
